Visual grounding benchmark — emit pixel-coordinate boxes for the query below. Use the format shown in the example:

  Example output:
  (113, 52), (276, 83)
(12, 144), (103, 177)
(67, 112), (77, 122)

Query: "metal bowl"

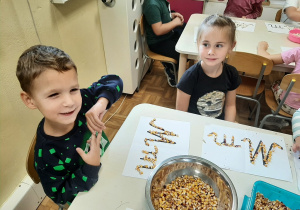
(145, 155), (238, 210)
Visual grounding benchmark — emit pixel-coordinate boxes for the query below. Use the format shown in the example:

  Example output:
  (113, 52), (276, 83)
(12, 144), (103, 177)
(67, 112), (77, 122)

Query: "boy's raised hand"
(76, 132), (101, 166)
(86, 98), (108, 134)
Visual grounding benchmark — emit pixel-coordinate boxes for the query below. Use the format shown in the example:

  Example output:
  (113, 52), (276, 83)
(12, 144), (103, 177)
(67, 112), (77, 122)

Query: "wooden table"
(69, 104), (299, 210)
(175, 14), (300, 81)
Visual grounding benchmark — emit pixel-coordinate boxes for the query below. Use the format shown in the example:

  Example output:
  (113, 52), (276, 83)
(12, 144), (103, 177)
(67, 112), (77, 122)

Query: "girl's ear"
(20, 91), (37, 109)
(230, 41), (237, 52)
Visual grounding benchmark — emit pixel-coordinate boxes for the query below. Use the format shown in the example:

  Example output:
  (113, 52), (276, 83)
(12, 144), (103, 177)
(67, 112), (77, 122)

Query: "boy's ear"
(20, 91), (37, 109)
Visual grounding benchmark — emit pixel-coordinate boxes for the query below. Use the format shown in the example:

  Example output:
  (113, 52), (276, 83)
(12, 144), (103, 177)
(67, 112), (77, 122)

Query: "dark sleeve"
(143, 4), (162, 25)
(35, 140), (101, 204)
(245, 0), (264, 19)
(82, 74), (123, 110)
(176, 64), (198, 95)
(227, 65), (241, 91)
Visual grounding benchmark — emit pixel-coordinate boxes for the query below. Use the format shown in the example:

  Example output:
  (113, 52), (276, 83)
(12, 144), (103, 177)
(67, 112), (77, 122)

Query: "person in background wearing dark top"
(176, 14), (241, 122)
(224, 0), (264, 19)
(143, 0), (184, 87)
(16, 45), (123, 205)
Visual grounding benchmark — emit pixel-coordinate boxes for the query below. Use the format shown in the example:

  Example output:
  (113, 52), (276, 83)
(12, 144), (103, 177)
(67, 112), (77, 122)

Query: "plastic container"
(241, 181), (300, 210)
(288, 28), (300, 44)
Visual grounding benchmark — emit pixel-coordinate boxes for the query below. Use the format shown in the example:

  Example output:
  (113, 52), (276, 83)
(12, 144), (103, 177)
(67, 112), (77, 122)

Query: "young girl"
(257, 41), (300, 115)
(176, 14), (241, 122)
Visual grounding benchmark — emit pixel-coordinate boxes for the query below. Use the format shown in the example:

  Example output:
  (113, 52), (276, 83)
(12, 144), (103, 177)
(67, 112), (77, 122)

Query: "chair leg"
(259, 114), (272, 128)
(248, 93), (263, 120)
(253, 101), (260, 127)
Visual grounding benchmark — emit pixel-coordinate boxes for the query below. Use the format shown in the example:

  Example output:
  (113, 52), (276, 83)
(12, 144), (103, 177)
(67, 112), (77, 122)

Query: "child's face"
(29, 68), (82, 129)
(198, 26), (234, 69)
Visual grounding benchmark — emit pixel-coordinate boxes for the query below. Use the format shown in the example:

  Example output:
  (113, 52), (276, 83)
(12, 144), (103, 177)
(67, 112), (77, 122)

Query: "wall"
(0, 0), (107, 206)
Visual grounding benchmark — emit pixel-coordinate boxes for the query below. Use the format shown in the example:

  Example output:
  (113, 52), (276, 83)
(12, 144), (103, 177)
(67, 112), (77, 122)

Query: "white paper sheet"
(265, 22), (295, 34)
(233, 20), (256, 32)
(294, 151), (300, 191)
(122, 117), (190, 179)
(202, 124), (292, 182)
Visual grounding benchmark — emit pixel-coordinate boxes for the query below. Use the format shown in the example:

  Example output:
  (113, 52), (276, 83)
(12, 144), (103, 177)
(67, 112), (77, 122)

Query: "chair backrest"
(273, 74), (300, 114)
(139, 14), (148, 57)
(275, 9), (282, 22)
(226, 51), (273, 77)
(26, 134), (40, 184)
(280, 74), (300, 92)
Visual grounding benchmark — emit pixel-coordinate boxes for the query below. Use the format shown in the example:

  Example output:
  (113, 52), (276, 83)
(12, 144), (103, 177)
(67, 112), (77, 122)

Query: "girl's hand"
(76, 132), (101, 166)
(86, 98), (108, 134)
(292, 137), (300, 152)
(257, 41), (269, 51)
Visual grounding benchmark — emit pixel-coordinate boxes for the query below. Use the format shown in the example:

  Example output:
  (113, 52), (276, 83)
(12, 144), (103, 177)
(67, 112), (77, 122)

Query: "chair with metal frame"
(138, 14), (178, 91)
(259, 74), (300, 128)
(275, 9), (282, 22)
(26, 135), (65, 210)
(226, 51), (273, 127)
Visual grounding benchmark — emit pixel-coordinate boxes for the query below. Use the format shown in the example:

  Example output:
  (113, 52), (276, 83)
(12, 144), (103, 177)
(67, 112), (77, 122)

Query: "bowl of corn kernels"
(288, 28), (300, 43)
(145, 155), (238, 210)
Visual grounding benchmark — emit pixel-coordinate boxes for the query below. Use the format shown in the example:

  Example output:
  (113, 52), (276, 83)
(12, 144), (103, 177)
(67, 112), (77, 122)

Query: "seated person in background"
(280, 0), (300, 26)
(143, 0), (184, 87)
(16, 45), (123, 205)
(176, 14), (241, 122)
(224, 0), (264, 19)
(257, 41), (300, 115)
(292, 108), (300, 152)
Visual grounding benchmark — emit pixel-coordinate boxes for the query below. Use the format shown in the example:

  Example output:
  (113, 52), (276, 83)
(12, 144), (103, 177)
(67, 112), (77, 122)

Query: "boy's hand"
(86, 98), (108, 134)
(76, 132), (101, 166)
(292, 136), (300, 152)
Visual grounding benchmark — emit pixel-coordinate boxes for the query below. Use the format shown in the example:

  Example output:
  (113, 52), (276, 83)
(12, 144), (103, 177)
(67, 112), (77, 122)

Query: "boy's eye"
(48, 93), (58, 98)
(71, 88), (79, 92)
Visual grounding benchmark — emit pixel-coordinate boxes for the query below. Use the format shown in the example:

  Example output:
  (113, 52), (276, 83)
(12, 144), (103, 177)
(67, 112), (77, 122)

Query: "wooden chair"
(138, 14), (178, 91)
(259, 74), (300, 128)
(26, 134), (65, 210)
(275, 9), (282, 22)
(26, 134), (40, 184)
(226, 51), (273, 127)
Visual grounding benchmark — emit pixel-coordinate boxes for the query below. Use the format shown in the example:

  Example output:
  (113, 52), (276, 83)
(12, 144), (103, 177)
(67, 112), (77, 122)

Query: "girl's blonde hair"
(197, 14), (236, 46)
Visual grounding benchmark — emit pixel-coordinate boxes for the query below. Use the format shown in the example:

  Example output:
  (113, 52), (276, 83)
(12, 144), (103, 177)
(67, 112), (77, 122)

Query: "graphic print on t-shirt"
(196, 91), (225, 118)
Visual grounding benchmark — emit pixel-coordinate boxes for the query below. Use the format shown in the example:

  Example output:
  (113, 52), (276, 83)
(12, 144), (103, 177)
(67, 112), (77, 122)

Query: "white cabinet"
(98, 0), (145, 94)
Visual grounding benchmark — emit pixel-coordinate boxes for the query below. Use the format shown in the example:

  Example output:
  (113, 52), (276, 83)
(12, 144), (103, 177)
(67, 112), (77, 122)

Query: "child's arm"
(176, 89), (190, 112)
(83, 75), (123, 134)
(257, 41), (284, 65)
(285, 6), (300, 22)
(36, 133), (102, 204)
(224, 90), (237, 122)
(292, 109), (300, 152)
(85, 98), (108, 135)
(243, 2), (263, 19)
(151, 17), (183, 36)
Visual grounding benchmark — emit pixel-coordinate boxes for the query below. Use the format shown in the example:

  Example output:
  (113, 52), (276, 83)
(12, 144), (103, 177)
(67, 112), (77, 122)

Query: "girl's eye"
(48, 93), (58, 98)
(203, 43), (209, 47)
(216, 44), (223, 48)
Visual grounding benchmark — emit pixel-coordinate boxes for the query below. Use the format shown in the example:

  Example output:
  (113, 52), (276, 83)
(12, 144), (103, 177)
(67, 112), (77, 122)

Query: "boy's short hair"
(16, 45), (77, 94)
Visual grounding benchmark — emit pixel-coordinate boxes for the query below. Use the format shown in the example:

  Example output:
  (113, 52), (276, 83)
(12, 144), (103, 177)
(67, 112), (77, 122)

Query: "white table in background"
(69, 104), (299, 210)
(176, 14), (300, 81)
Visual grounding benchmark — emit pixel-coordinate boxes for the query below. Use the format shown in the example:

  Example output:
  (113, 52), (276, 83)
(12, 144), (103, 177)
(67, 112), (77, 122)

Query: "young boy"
(16, 45), (123, 205)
